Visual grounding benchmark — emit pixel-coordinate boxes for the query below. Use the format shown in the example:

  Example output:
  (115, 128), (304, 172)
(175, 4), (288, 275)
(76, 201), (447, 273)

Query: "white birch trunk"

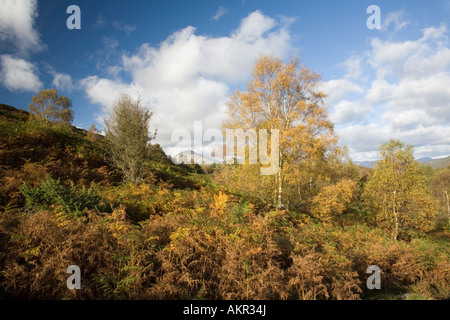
(444, 190), (450, 226)
(393, 190), (399, 241)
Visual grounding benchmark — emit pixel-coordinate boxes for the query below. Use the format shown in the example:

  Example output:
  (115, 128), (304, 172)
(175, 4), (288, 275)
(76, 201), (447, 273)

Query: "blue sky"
(1, 0), (450, 161)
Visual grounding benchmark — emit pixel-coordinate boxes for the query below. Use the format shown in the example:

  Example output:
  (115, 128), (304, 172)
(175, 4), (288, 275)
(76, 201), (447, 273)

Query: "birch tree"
(362, 140), (437, 239)
(29, 89), (73, 124)
(105, 94), (156, 184)
(431, 167), (450, 227)
(224, 56), (336, 208)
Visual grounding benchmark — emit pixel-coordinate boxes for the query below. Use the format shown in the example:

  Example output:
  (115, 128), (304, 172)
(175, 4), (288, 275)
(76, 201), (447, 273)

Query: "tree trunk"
(275, 153), (283, 208)
(273, 171), (278, 207)
(393, 190), (398, 241)
(444, 190), (450, 226)
(297, 182), (302, 202)
(277, 168), (283, 208)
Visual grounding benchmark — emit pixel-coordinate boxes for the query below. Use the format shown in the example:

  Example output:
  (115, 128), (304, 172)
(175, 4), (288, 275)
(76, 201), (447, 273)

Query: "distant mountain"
(354, 161), (375, 168)
(424, 156), (450, 169)
(417, 157), (433, 163)
(172, 150), (224, 165)
(354, 156), (450, 169)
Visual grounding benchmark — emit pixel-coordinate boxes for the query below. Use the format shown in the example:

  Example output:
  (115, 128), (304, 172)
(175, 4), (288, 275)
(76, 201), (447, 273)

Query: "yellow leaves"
(24, 245), (41, 262)
(212, 191), (229, 217)
(362, 139), (439, 235)
(129, 182), (153, 198)
(223, 55), (337, 207)
(54, 206), (71, 227)
(106, 208), (133, 241)
(310, 179), (358, 223)
(28, 88), (73, 124)
(166, 227), (191, 253)
(169, 227), (191, 243)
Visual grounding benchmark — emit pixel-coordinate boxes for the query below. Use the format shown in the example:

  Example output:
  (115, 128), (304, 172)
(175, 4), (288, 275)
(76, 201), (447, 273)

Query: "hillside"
(0, 103), (118, 207)
(0, 103), (216, 207)
(0, 103), (449, 301)
(356, 156), (450, 170)
(425, 156), (450, 169)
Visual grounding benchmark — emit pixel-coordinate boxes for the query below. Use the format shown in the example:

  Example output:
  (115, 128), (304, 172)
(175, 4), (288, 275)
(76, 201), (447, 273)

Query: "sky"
(1, 0), (450, 162)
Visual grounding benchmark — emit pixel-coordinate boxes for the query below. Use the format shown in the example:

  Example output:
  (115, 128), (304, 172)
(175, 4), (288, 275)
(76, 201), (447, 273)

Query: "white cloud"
(81, 11), (294, 152)
(79, 76), (140, 121)
(233, 10), (276, 42)
(381, 109), (437, 129)
(211, 6), (228, 21)
(93, 13), (135, 34)
(386, 74), (450, 120)
(365, 78), (394, 105)
(0, 54), (42, 92)
(339, 55), (364, 80)
(0, 0), (45, 94)
(0, 0), (44, 55)
(329, 23), (450, 160)
(322, 79), (364, 107)
(370, 25), (450, 80)
(382, 10), (409, 32)
(330, 100), (371, 125)
(339, 123), (450, 160)
(369, 38), (421, 78)
(111, 20), (136, 35)
(51, 72), (73, 92)
(421, 23), (448, 42)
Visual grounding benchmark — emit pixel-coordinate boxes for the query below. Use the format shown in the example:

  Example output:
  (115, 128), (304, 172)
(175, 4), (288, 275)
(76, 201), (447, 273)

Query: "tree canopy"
(362, 139), (438, 240)
(105, 93), (156, 184)
(224, 55), (336, 208)
(28, 89), (73, 124)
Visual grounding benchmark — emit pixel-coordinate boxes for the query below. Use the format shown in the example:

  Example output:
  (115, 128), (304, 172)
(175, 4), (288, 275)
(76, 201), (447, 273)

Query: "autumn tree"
(292, 145), (360, 207)
(105, 94), (156, 184)
(86, 124), (101, 142)
(224, 55), (336, 208)
(310, 178), (357, 223)
(431, 167), (450, 227)
(29, 89), (73, 124)
(362, 139), (437, 240)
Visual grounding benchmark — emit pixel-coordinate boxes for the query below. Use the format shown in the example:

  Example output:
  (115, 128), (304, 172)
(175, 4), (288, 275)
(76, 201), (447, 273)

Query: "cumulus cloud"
(79, 76), (139, 121)
(39, 62), (75, 92)
(81, 11), (294, 152)
(0, 54), (42, 92)
(0, 0), (44, 56)
(339, 123), (450, 160)
(51, 72), (74, 92)
(327, 21), (450, 160)
(330, 100), (372, 125)
(381, 109), (437, 129)
(339, 55), (364, 80)
(0, 0), (45, 93)
(370, 25), (450, 80)
(322, 79), (364, 107)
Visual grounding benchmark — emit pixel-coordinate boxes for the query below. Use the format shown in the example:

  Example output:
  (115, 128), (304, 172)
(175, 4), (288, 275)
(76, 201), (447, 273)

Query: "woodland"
(0, 56), (448, 300)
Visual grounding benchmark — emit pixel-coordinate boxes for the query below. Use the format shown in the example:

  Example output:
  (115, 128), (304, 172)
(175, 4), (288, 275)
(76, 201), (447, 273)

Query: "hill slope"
(0, 103), (448, 301)
(425, 156), (450, 169)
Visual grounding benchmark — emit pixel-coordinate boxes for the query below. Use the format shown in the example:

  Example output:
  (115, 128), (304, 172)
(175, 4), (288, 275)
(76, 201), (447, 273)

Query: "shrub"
(310, 179), (358, 223)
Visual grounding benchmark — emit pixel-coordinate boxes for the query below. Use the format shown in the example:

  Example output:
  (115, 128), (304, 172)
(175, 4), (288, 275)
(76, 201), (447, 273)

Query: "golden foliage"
(310, 179), (358, 223)
(0, 77), (448, 301)
(224, 55), (337, 207)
